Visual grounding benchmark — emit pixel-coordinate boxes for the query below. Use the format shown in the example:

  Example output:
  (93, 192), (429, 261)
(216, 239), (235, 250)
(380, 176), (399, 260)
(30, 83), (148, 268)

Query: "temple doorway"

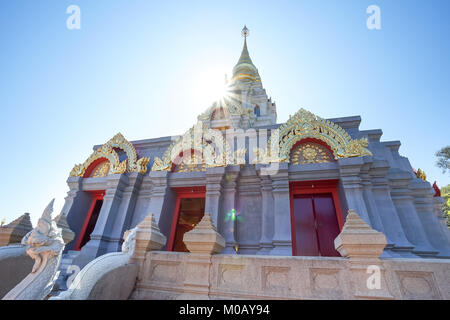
(167, 187), (206, 252)
(290, 180), (343, 257)
(75, 191), (105, 251)
(171, 198), (205, 252)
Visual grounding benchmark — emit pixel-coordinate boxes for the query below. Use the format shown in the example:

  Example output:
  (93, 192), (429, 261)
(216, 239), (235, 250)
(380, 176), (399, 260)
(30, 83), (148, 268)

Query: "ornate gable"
(253, 109), (372, 164)
(69, 133), (150, 177)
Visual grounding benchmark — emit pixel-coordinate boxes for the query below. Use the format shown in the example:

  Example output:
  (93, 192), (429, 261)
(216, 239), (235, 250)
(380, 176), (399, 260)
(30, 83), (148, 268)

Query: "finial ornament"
(241, 25), (249, 38)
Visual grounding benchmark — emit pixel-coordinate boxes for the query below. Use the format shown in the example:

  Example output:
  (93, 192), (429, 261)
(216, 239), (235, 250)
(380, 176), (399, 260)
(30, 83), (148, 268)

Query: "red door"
(293, 193), (341, 257)
(167, 186), (206, 252)
(171, 197), (205, 252)
(75, 191), (105, 251)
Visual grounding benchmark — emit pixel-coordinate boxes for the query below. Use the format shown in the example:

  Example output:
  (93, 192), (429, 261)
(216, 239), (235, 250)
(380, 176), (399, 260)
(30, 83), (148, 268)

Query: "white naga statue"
(3, 199), (65, 300)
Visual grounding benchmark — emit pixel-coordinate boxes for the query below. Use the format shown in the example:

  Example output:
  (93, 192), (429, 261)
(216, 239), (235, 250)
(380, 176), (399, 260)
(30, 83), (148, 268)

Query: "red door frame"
(74, 190), (105, 251)
(167, 186), (206, 251)
(289, 179), (344, 256)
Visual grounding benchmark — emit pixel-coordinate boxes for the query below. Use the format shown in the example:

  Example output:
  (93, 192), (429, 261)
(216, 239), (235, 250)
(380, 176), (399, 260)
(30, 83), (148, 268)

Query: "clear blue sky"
(1, 0), (449, 225)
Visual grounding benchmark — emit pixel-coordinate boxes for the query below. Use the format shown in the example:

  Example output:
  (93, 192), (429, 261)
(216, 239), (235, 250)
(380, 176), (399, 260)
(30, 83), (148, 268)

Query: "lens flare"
(225, 209), (242, 223)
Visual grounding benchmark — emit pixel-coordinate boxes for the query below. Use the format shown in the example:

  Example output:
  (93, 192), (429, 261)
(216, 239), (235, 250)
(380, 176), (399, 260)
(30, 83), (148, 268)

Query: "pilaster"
(368, 160), (414, 256)
(130, 175), (153, 228)
(388, 169), (438, 257)
(337, 157), (372, 226)
(63, 177), (93, 251)
(410, 179), (450, 258)
(146, 171), (169, 224)
(80, 174), (128, 258)
(106, 172), (144, 252)
(269, 163), (292, 256)
(221, 165), (240, 254)
(205, 167), (225, 227)
(256, 165), (274, 255)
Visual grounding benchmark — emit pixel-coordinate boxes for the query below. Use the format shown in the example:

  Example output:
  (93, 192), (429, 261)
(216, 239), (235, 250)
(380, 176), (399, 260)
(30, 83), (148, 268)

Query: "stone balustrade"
(131, 210), (450, 300)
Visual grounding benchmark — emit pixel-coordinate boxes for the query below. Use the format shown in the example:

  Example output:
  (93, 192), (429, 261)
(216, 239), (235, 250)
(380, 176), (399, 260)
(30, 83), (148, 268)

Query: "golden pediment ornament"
(151, 122), (240, 172)
(69, 133), (150, 177)
(274, 108), (372, 162)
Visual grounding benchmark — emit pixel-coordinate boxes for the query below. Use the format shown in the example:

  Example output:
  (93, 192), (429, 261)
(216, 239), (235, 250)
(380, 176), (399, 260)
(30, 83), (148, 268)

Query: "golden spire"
(232, 25), (260, 83)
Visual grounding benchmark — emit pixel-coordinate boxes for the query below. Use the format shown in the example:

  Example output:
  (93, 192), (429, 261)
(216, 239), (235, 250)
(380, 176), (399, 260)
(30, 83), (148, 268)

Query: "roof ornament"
(241, 25), (249, 39)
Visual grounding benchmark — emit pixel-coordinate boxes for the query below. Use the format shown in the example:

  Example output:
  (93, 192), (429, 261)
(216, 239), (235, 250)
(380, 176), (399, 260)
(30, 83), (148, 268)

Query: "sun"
(192, 67), (232, 110)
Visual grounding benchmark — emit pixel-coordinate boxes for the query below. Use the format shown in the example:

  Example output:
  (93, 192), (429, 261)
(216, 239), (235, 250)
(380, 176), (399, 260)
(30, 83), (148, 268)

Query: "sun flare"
(192, 67), (232, 110)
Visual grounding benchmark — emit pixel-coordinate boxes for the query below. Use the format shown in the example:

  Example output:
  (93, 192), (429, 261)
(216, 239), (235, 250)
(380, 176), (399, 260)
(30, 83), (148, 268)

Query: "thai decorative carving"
(233, 148), (247, 165)
(136, 157), (150, 175)
(274, 108), (372, 163)
(291, 142), (333, 165)
(91, 161), (111, 178)
(152, 123), (233, 172)
(174, 153), (206, 173)
(69, 133), (150, 177)
(151, 156), (170, 171)
(252, 147), (273, 164)
(197, 98), (245, 121)
(415, 168), (427, 181)
(154, 108), (372, 169)
(3, 199), (65, 300)
(110, 159), (128, 174)
(51, 226), (138, 300)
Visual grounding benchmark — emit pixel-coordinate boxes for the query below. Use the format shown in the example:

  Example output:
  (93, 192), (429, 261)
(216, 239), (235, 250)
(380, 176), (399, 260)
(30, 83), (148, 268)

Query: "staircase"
(53, 250), (80, 293)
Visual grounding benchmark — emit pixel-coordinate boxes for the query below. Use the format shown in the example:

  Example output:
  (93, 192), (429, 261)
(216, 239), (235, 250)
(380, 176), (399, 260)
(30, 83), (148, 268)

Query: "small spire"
(241, 25), (249, 39)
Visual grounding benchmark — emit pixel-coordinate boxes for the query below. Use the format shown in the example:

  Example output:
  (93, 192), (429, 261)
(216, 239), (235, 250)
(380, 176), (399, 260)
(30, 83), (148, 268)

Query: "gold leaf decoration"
(111, 160), (127, 174)
(69, 133), (151, 177)
(290, 143), (333, 165)
(136, 157), (150, 175)
(273, 108), (373, 162)
(152, 122), (233, 172)
(416, 168), (427, 181)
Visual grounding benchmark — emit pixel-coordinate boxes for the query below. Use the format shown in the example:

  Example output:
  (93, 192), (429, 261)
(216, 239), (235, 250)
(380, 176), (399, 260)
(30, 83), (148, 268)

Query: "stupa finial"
(241, 25), (249, 39)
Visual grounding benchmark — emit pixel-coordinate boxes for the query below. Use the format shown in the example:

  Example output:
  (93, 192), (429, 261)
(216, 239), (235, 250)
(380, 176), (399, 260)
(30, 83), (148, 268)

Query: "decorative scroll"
(273, 109), (372, 163)
(197, 98), (245, 122)
(290, 142), (333, 165)
(91, 161), (111, 178)
(70, 133), (150, 177)
(151, 123), (238, 172)
(173, 153), (206, 173)
(415, 168), (427, 181)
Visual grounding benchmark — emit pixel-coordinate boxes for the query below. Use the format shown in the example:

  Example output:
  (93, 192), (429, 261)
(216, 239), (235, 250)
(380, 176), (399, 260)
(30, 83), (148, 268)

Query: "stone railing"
(131, 211), (450, 300)
(52, 213), (166, 300)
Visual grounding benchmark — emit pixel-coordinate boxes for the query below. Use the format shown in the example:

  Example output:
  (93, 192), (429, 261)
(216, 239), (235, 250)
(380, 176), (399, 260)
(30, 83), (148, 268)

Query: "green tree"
(441, 185), (450, 228)
(436, 146), (450, 173)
